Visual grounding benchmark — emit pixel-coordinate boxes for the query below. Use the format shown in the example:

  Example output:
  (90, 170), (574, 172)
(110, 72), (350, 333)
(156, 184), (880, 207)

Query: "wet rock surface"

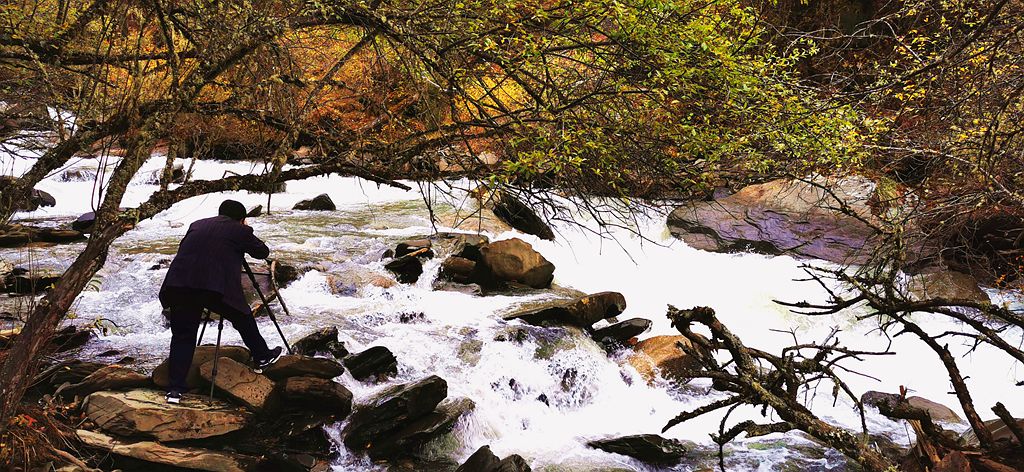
(260, 355), (344, 380)
(343, 345), (398, 381)
(366, 397), (475, 459)
(456, 445), (532, 472)
(199, 357), (278, 412)
(281, 376), (354, 416)
(505, 292), (627, 328)
(476, 238), (555, 289)
(627, 335), (705, 385)
(342, 375), (448, 452)
(292, 326), (349, 359)
(591, 318), (652, 347)
(84, 389), (251, 441)
(587, 434), (688, 465)
(293, 193), (336, 211)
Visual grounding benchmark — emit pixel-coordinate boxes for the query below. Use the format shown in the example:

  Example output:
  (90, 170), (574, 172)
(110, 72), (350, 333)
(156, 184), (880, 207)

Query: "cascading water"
(5, 154), (1023, 471)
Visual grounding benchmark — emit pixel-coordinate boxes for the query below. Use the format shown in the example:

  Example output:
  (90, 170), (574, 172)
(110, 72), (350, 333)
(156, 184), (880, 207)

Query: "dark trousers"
(164, 288), (271, 393)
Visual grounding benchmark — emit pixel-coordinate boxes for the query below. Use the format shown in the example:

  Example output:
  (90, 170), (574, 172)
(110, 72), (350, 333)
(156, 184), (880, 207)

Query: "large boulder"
(343, 346), (398, 381)
(0, 225), (86, 248)
(281, 376), (354, 417)
(84, 389), (250, 441)
(506, 292), (627, 329)
(587, 434), (688, 465)
(440, 256), (477, 284)
(591, 318), (651, 347)
(366, 397), (475, 459)
(293, 194), (336, 211)
(261, 355), (345, 380)
(456, 446), (532, 472)
(72, 212), (96, 232)
(4, 267), (62, 295)
(476, 238), (555, 289)
(862, 391), (964, 424)
(627, 335), (704, 384)
(292, 326), (348, 359)
(55, 365), (150, 399)
(342, 375), (448, 451)
(152, 345), (251, 389)
(77, 429), (257, 472)
(395, 239), (434, 258)
(668, 176), (901, 265)
(199, 357), (277, 412)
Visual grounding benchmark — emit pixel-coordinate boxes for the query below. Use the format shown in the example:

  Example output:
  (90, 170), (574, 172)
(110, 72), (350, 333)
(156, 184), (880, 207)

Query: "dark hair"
(218, 199), (247, 221)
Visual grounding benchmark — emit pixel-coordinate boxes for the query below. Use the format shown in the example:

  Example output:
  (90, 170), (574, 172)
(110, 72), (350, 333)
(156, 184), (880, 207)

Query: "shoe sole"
(166, 397), (181, 404)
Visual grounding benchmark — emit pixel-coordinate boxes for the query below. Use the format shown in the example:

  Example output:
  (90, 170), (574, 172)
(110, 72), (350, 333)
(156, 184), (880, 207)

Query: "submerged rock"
(261, 355), (345, 380)
(342, 375), (448, 451)
(199, 357), (278, 412)
(152, 345), (251, 389)
(456, 445), (532, 472)
(506, 292), (627, 329)
(476, 238), (555, 289)
(592, 318), (651, 347)
(84, 389), (250, 441)
(627, 335), (705, 385)
(281, 376), (354, 417)
(293, 193), (336, 211)
(343, 346), (398, 381)
(366, 397), (475, 459)
(292, 326), (349, 359)
(77, 429), (257, 472)
(384, 253), (424, 284)
(588, 434), (687, 465)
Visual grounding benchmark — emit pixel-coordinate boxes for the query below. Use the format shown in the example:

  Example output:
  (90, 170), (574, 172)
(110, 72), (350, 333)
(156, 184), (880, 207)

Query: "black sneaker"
(253, 346), (284, 373)
(165, 391), (182, 404)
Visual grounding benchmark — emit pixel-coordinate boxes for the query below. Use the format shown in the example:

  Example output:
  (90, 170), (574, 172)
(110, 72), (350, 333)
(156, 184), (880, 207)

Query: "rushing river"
(4, 154), (1023, 471)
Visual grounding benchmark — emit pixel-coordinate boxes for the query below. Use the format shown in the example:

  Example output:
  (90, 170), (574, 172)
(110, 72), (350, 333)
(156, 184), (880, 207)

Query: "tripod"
(196, 258), (293, 401)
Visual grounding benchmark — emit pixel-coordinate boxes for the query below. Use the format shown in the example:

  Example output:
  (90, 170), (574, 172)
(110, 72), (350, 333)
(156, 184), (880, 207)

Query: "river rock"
(77, 429), (257, 472)
(4, 267), (62, 295)
(246, 205), (263, 217)
(907, 268), (989, 304)
(152, 345), (251, 389)
(668, 176), (890, 265)
(16, 188), (58, 211)
(281, 376), (354, 417)
(476, 238), (555, 289)
(292, 326), (349, 359)
(440, 256), (476, 284)
(592, 318), (652, 347)
(490, 190), (555, 241)
(456, 445), (532, 472)
(440, 232), (490, 261)
(72, 212), (97, 232)
(34, 360), (106, 394)
(261, 355), (345, 380)
(342, 375), (448, 451)
(396, 239), (433, 258)
(293, 194), (336, 211)
(0, 224), (86, 247)
(366, 397), (475, 459)
(587, 434), (688, 465)
(55, 365), (150, 399)
(84, 389), (250, 441)
(861, 391), (964, 424)
(274, 261), (301, 287)
(343, 346), (398, 381)
(506, 292), (627, 329)
(627, 335), (704, 384)
(50, 325), (93, 352)
(59, 168), (97, 182)
(383, 254), (421, 285)
(144, 163), (188, 185)
(199, 357), (277, 412)
(961, 418), (1024, 446)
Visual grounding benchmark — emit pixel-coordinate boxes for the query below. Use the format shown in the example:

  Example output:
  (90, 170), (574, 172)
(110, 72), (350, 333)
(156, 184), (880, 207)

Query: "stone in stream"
(281, 376), (354, 417)
(440, 256), (476, 284)
(587, 434), (688, 465)
(293, 193), (336, 211)
(439, 232), (490, 262)
(260, 355), (344, 380)
(143, 162), (188, 185)
(366, 397), (476, 459)
(456, 445), (532, 472)
(54, 365), (151, 399)
(627, 335), (705, 385)
(861, 391), (964, 424)
(292, 326), (349, 359)
(152, 345), (251, 389)
(34, 360), (107, 395)
(384, 253), (425, 284)
(592, 318), (651, 347)
(343, 345), (398, 381)
(246, 204), (263, 217)
(72, 212), (97, 232)
(395, 239), (434, 259)
(960, 417), (1024, 446)
(3, 267), (62, 295)
(77, 429), (257, 472)
(59, 168), (97, 182)
(50, 325), (94, 352)
(505, 292), (627, 329)
(906, 268), (989, 304)
(84, 389), (251, 441)
(489, 189), (556, 241)
(475, 238), (555, 289)
(274, 261), (302, 288)
(199, 357), (278, 412)
(342, 375), (448, 451)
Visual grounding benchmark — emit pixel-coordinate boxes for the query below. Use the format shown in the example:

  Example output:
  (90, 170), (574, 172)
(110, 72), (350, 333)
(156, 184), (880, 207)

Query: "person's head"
(218, 199), (247, 222)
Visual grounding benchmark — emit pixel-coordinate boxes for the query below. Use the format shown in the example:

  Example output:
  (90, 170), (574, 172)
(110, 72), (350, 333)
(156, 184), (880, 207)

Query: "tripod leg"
(242, 259), (292, 354)
(209, 317), (224, 402)
(197, 310), (210, 347)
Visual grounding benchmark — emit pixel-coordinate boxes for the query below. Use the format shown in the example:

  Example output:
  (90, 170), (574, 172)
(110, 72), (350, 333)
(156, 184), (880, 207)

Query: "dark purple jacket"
(159, 215), (269, 315)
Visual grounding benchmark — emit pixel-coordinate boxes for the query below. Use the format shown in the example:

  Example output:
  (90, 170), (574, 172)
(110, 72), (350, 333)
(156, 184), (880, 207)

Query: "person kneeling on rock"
(158, 199), (284, 404)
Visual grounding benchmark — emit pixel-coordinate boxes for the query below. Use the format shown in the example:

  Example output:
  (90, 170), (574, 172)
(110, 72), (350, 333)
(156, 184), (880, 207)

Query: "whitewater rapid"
(4, 153), (1023, 471)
